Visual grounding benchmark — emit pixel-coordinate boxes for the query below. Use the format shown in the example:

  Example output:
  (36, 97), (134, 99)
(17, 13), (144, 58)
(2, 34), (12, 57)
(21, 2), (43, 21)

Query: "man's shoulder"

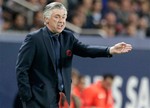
(28, 28), (43, 36)
(25, 28), (44, 40)
(86, 82), (102, 92)
(62, 29), (74, 36)
(84, 83), (98, 92)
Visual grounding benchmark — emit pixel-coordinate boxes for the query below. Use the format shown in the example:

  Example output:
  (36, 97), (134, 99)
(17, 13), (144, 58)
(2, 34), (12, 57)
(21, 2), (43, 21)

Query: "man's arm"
(72, 37), (112, 58)
(72, 36), (132, 58)
(16, 34), (36, 102)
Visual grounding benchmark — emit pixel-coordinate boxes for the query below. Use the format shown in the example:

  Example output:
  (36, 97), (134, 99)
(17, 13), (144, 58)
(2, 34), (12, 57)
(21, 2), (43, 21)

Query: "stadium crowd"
(0, 0), (150, 38)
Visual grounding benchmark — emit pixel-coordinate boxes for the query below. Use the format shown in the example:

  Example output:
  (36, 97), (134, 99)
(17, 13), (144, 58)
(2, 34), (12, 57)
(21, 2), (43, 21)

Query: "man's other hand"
(109, 42), (132, 54)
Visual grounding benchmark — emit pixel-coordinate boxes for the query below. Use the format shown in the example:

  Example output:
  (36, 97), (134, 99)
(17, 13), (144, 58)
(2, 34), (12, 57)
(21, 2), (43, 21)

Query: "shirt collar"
(46, 26), (60, 38)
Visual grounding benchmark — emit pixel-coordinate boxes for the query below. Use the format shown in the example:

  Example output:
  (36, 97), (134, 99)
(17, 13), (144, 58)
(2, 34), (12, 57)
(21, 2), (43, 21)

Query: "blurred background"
(0, 0), (150, 108)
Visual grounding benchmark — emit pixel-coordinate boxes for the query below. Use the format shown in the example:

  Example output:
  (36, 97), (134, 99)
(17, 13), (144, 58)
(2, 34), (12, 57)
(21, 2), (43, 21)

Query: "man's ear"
(44, 17), (49, 24)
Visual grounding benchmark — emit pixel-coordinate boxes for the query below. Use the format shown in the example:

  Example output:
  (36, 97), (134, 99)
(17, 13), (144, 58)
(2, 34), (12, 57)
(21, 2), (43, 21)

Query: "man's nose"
(59, 18), (65, 22)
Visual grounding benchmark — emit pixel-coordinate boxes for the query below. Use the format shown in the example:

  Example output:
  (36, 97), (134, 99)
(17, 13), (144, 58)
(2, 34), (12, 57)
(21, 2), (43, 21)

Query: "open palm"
(109, 42), (132, 54)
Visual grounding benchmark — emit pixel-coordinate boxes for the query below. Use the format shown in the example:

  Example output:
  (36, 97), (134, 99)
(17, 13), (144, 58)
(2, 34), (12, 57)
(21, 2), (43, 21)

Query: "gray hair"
(43, 2), (67, 19)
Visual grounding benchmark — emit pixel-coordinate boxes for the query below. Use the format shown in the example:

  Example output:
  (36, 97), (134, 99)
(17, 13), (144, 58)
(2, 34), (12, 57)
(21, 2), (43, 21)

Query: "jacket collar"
(46, 26), (60, 38)
(42, 26), (56, 71)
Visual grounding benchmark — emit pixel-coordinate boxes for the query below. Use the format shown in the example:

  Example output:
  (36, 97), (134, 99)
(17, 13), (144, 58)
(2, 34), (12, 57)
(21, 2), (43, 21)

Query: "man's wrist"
(109, 47), (112, 54)
(107, 47), (113, 57)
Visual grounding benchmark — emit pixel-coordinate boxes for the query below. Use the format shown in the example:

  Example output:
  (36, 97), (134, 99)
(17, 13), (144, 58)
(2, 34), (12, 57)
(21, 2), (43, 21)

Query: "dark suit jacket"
(16, 27), (112, 108)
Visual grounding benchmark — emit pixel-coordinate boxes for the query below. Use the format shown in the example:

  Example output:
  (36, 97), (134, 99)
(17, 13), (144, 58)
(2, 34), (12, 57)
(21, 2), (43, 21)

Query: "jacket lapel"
(59, 33), (65, 65)
(42, 27), (56, 71)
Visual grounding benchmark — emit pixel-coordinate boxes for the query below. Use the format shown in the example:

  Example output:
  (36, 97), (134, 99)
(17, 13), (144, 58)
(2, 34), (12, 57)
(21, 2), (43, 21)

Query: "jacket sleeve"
(72, 35), (112, 58)
(16, 34), (36, 102)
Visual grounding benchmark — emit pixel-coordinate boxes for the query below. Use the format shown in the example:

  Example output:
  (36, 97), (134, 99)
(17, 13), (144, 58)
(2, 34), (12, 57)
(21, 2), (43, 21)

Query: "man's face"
(45, 9), (67, 33)
(103, 77), (113, 90)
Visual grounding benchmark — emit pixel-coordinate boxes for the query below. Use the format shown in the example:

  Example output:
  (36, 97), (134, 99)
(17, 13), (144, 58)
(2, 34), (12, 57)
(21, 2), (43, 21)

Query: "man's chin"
(56, 29), (63, 33)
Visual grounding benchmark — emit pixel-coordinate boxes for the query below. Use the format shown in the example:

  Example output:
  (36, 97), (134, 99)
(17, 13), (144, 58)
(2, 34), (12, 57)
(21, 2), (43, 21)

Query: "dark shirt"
(46, 27), (64, 91)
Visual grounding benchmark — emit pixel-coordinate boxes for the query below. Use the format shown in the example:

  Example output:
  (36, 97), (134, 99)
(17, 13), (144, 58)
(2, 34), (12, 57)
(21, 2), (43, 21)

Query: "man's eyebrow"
(63, 14), (67, 17)
(54, 14), (67, 16)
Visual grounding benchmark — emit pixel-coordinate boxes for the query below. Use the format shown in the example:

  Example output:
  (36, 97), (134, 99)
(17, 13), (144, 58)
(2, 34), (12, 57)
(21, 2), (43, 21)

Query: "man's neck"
(46, 26), (59, 35)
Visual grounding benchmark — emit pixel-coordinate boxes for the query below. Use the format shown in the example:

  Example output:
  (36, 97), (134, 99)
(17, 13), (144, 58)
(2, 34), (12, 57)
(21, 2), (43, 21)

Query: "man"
(72, 75), (85, 108)
(82, 74), (115, 108)
(16, 2), (132, 108)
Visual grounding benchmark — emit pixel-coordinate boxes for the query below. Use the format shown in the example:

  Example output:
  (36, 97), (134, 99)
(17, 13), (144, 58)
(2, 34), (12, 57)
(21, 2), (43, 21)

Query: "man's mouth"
(57, 25), (64, 29)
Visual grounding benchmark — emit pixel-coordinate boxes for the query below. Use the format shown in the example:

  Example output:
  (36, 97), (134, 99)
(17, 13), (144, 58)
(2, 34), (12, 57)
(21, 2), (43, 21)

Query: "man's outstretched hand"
(109, 42), (132, 55)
